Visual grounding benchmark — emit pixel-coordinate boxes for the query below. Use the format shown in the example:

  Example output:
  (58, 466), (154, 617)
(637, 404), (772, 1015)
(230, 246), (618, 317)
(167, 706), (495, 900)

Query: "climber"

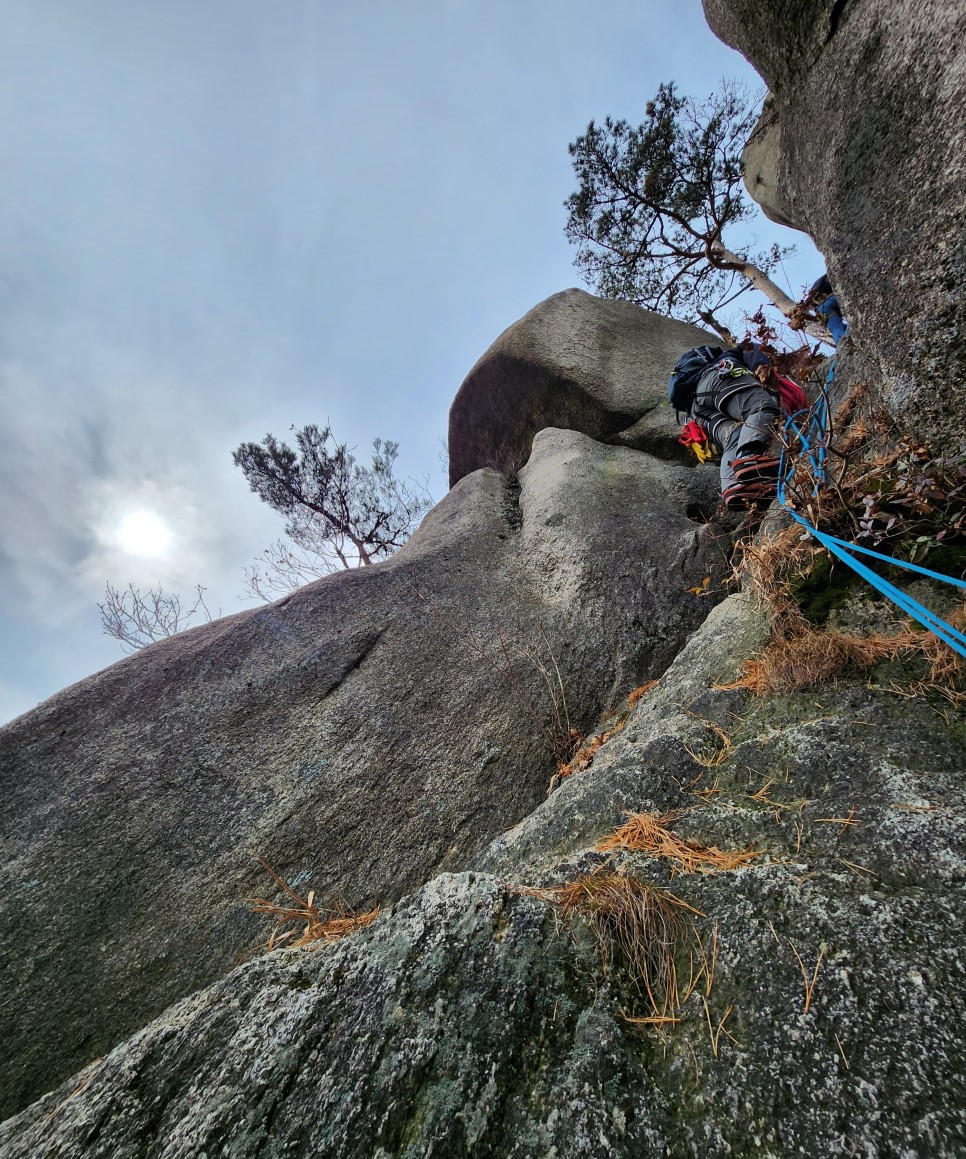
(669, 342), (785, 511)
(809, 273), (848, 344)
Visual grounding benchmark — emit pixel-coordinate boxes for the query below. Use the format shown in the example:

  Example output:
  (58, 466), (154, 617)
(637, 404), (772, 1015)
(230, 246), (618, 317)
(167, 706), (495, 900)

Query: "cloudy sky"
(0, 0), (820, 723)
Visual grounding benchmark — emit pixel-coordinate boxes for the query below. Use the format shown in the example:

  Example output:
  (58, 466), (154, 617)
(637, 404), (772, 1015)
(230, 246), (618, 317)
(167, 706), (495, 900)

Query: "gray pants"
(691, 366), (781, 492)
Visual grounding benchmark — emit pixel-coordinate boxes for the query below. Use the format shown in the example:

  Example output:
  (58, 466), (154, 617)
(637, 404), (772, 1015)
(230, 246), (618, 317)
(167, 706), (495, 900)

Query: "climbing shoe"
(722, 480), (777, 511)
(733, 454), (781, 483)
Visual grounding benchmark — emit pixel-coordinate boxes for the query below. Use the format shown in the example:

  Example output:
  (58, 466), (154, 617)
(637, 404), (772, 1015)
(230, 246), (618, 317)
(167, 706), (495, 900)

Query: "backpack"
(667, 344), (722, 417)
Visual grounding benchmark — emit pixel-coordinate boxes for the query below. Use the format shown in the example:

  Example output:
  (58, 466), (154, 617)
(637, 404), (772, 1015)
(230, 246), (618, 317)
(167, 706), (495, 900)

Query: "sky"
(0, 0), (821, 724)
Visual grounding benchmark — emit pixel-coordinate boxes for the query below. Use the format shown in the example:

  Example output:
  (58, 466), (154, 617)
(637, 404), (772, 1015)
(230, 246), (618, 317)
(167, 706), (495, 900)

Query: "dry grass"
(733, 524), (821, 620)
(520, 872), (703, 1018)
(701, 999), (737, 1058)
(596, 810), (764, 875)
(683, 715), (733, 769)
(729, 379), (966, 703)
(914, 615), (966, 701)
(520, 870), (723, 1026)
(550, 680), (662, 792)
(550, 719), (627, 790)
(251, 857), (380, 950)
(717, 613), (966, 698)
(815, 804), (860, 832)
(789, 940), (826, 1013)
(628, 679), (660, 708)
(832, 382), (870, 433)
(525, 870), (744, 1054)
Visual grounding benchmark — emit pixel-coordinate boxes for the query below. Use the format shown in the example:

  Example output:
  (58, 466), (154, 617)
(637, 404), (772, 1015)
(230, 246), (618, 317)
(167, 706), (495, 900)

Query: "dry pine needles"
(597, 810), (763, 875)
(550, 681), (660, 791)
(519, 871), (708, 1022)
(719, 615), (965, 698)
(731, 386), (966, 701)
(251, 857), (380, 950)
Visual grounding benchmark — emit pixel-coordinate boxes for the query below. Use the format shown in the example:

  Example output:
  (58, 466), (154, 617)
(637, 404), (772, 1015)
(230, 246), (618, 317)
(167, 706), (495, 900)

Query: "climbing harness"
(719, 358), (754, 379)
(776, 360), (966, 658)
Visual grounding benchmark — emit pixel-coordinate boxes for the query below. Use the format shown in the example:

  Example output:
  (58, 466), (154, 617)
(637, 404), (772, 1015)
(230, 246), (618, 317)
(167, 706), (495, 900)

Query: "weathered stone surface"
(705, 0), (966, 442)
(0, 421), (727, 1118)
(8, 9), (966, 1136)
(7, 595), (965, 1157)
(471, 593), (773, 881)
(447, 288), (715, 486)
(741, 94), (805, 233)
(0, 874), (665, 1158)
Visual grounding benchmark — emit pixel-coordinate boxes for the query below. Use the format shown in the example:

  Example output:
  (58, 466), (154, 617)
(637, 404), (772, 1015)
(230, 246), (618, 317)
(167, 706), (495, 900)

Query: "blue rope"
(776, 361), (966, 659)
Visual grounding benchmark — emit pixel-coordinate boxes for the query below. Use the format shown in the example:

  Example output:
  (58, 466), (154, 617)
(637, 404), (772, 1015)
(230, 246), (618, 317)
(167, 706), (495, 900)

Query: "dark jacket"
(693, 344), (770, 407)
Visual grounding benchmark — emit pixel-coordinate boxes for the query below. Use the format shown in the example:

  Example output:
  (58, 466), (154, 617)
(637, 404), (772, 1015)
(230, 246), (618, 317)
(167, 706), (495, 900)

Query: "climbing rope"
(776, 360), (966, 658)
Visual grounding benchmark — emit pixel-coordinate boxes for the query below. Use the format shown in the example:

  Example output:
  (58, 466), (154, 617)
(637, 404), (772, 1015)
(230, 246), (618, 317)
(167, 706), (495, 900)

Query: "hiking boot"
(723, 480), (777, 510)
(733, 454), (781, 483)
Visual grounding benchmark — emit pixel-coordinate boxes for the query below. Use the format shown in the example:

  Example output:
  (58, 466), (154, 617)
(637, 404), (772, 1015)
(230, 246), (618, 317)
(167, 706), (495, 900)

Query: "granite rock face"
(5, 595), (965, 1157)
(447, 288), (714, 486)
(705, 0), (966, 442)
(0, 349), (727, 1116)
(0, 874), (665, 1159)
(6, 12), (966, 1141)
(740, 94), (804, 233)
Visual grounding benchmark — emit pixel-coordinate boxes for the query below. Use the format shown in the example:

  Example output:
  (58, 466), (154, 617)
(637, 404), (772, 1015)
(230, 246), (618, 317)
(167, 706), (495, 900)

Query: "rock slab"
(447, 288), (715, 486)
(0, 340), (727, 1116)
(705, 0), (966, 443)
(6, 596), (965, 1156)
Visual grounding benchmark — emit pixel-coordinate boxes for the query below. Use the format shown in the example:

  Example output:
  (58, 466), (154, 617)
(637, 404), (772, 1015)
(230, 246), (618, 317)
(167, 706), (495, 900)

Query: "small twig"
(815, 805), (860, 832)
(789, 940), (826, 1013)
(42, 1064), (102, 1124)
(702, 999), (736, 1058)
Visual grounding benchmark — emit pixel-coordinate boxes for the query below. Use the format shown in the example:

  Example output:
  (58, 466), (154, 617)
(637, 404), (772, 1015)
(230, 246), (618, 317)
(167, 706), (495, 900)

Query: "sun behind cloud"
(116, 511), (173, 558)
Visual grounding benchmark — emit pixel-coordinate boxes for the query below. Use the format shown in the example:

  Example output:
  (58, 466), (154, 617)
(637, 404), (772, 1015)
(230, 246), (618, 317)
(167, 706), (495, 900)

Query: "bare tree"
(99, 427), (430, 645)
(99, 582), (214, 653)
(241, 523), (352, 602)
(565, 81), (828, 339)
(233, 424), (432, 594)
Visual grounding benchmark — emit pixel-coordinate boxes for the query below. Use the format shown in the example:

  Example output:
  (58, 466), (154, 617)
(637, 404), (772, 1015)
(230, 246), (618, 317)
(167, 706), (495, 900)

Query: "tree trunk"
(697, 309), (737, 346)
(710, 242), (832, 343)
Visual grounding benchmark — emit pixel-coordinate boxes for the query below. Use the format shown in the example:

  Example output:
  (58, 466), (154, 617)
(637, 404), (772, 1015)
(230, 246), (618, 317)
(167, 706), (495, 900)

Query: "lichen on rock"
(4, 595), (965, 1156)
(5, 0), (966, 1146)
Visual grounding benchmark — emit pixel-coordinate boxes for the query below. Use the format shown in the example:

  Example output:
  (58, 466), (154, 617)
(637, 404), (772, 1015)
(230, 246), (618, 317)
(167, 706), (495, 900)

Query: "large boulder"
(6, 595), (965, 1156)
(704, 0), (966, 443)
(740, 94), (805, 233)
(0, 413), (726, 1117)
(447, 288), (715, 486)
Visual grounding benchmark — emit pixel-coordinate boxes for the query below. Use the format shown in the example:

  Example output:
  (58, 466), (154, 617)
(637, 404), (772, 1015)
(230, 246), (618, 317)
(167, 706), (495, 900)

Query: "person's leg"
(818, 294), (848, 343)
(692, 369), (781, 506)
(717, 421), (743, 495)
(718, 386), (781, 507)
(720, 386), (780, 483)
